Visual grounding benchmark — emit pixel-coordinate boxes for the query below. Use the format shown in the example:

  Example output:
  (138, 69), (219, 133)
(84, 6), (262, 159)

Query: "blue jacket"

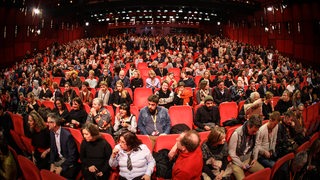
(138, 106), (171, 135)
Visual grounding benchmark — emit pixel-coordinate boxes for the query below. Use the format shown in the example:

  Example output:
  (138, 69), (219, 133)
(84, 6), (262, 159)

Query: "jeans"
(258, 157), (275, 168)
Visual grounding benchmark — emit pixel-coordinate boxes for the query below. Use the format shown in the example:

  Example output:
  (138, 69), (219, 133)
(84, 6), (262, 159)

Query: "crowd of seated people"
(0, 33), (320, 179)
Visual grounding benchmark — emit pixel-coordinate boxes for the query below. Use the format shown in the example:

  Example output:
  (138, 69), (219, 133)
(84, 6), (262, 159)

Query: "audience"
(1, 33), (320, 180)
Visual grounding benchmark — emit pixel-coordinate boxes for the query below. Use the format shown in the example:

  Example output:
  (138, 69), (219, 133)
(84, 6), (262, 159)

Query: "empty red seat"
(168, 105), (193, 129)
(133, 88), (153, 110)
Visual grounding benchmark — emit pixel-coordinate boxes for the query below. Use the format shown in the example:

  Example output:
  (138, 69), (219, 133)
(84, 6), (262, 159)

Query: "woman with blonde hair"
(28, 110), (51, 169)
(145, 69), (160, 91)
(130, 70), (143, 93)
(110, 80), (133, 112)
(199, 70), (213, 87)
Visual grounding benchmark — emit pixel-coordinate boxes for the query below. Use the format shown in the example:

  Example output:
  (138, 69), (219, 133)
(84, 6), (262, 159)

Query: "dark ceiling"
(2, 0), (313, 24)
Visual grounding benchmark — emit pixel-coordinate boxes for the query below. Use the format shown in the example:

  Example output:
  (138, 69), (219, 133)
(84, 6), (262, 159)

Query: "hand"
(32, 155), (37, 164)
(88, 165), (97, 173)
(204, 126), (211, 131)
(112, 148), (119, 158)
(215, 174), (223, 180)
(90, 108), (97, 116)
(55, 166), (62, 175)
(41, 150), (48, 159)
(71, 119), (79, 125)
(242, 164), (250, 170)
(121, 121), (128, 127)
(264, 151), (271, 158)
(141, 174), (150, 180)
(50, 164), (56, 172)
(250, 159), (257, 167)
(96, 172), (103, 177)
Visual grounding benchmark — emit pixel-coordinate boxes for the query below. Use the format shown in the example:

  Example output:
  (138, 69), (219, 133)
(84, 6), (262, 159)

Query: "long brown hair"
(28, 110), (47, 132)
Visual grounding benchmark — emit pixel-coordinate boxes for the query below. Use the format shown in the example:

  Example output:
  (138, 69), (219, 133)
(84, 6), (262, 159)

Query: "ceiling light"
(267, 7), (273, 12)
(33, 8), (40, 15)
(217, 21), (221, 25)
(85, 22), (89, 26)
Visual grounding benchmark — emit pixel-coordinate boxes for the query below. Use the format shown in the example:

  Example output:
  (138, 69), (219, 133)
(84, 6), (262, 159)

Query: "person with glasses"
(47, 113), (80, 179)
(109, 131), (155, 180)
(201, 127), (231, 180)
(194, 95), (220, 131)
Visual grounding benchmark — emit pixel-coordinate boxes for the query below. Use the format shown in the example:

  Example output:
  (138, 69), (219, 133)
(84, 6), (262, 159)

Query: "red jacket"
(172, 147), (203, 180)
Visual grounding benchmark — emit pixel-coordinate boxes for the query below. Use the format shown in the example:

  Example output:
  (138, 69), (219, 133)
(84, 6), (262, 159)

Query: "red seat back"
(42, 100), (55, 110)
(168, 105), (193, 129)
(17, 155), (41, 180)
(137, 135), (153, 152)
(219, 102), (238, 126)
(271, 153), (295, 179)
(133, 88), (153, 110)
(40, 169), (66, 180)
(243, 168), (271, 180)
(68, 128), (83, 152)
(10, 130), (26, 152)
(101, 133), (116, 149)
(154, 134), (179, 152)
(20, 136), (34, 155)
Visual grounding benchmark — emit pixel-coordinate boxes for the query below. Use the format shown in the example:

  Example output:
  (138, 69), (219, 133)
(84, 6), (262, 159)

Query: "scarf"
(236, 121), (256, 156)
(180, 89), (193, 105)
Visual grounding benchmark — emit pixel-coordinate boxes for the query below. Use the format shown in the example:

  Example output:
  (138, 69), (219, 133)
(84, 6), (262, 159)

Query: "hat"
(177, 81), (185, 87)
(204, 95), (214, 103)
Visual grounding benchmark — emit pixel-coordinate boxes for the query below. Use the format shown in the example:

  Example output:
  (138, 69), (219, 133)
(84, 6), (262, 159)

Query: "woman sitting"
(145, 69), (161, 91)
(28, 110), (51, 170)
(154, 80), (175, 109)
(110, 80), (133, 113)
(196, 80), (213, 105)
(109, 131), (155, 180)
(113, 103), (137, 136)
(201, 127), (231, 180)
(80, 123), (112, 180)
(52, 97), (69, 123)
(67, 97), (88, 128)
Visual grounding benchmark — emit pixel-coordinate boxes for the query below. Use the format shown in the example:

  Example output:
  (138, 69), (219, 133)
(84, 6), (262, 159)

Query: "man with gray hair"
(48, 113), (80, 179)
(238, 91), (262, 123)
(86, 97), (112, 134)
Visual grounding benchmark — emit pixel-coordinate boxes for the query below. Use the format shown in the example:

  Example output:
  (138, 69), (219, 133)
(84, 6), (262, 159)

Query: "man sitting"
(194, 95), (220, 131)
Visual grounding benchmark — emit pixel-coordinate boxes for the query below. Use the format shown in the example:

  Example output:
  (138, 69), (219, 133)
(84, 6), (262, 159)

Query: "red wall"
(224, 2), (320, 67)
(0, 7), (84, 66)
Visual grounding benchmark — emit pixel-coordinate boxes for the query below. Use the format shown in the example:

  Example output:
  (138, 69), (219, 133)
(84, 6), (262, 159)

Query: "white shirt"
(54, 126), (63, 158)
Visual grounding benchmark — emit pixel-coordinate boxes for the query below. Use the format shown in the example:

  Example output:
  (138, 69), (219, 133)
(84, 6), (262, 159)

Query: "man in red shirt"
(169, 130), (203, 180)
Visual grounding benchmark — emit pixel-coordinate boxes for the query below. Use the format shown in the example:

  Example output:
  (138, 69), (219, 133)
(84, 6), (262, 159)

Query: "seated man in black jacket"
(194, 95), (220, 131)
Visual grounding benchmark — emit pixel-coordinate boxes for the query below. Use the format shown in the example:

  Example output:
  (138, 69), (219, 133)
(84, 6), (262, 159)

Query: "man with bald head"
(169, 130), (203, 180)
